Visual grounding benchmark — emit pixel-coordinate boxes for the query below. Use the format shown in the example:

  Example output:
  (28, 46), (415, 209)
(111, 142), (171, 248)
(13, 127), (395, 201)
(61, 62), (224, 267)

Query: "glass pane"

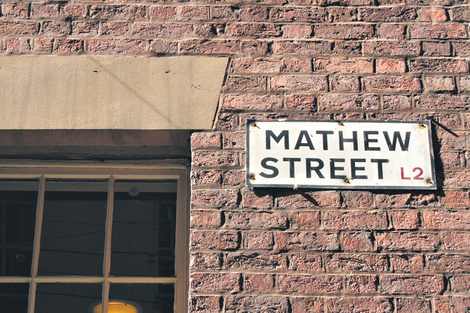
(38, 180), (107, 276)
(111, 181), (177, 277)
(109, 283), (174, 313)
(0, 180), (38, 277)
(35, 283), (101, 313)
(0, 283), (29, 313)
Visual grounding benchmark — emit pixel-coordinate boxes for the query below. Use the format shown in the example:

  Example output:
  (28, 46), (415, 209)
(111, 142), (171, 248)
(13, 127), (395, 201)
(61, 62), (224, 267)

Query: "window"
(0, 164), (189, 313)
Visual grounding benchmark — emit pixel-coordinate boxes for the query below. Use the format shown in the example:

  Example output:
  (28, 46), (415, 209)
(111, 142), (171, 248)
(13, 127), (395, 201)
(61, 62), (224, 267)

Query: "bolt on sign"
(246, 120), (436, 190)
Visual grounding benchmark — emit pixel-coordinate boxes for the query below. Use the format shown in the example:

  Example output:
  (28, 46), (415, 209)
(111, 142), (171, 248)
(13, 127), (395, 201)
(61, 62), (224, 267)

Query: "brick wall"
(1, 0), (469, 312)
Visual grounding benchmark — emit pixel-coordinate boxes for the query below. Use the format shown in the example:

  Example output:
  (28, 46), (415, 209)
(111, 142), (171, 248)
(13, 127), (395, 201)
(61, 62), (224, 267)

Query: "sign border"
(246, 120), (437, 190)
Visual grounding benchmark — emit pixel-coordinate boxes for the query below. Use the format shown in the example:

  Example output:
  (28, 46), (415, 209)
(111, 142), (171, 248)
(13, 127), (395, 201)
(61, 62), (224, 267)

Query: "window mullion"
(102, 175), (115, 313)
(28, 175), (46, 313)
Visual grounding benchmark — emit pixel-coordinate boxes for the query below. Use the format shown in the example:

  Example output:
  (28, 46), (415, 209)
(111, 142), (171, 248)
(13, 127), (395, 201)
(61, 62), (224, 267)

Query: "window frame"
(0, 163), (189, 313)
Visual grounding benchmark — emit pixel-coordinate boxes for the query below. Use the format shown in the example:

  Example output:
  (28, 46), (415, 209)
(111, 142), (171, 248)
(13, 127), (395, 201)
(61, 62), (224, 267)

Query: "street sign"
(246, 120), (436, 190)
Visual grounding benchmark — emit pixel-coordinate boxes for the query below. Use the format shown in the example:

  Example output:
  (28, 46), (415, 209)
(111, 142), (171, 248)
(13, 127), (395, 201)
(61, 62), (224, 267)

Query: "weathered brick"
(271, 40), (331, 55)
(276, 232), (339, 251)
(289, 211), (320, 230)
(243, 274), (275, 292)
(418, 7), (448, 21)
(148, 6), (177, 20)
(243, 231), (274, 249)
(189, 296), (221, 313)
(285, 94), (316, 111)
(450, 6), (470, 22)
(342, 191), (374, 208)
(290, 254), (322, 271)
(191, 189), (238, 208)
(409, 23), (468, 39)
(33, 38), (53, 53)
(60, 4), (88, 18)
(390, 210), (419, 229)
(390, 254), (425, 272)
(149, 39), (178, 54)
(415, 94), (470, 110)
(329, 76), (361, 92)
(442, 232), (470, 250)
(3, 38), (30, 53)
(323, 211), (388, 230)
(342, 232), (373, 251)
(190, 230), (239, 250)
(240, 6), (269, 22)
(277, 191), (341, 208)
(422, 210), (470, 229)
(278, 274), (342, 294)
(449, 275), (470, 293)
(410, 59), (468, 73)
(212, 6), (239, 21)
(191, 132), (221, 149)
(424, 76), (456, 91)
(329, 7), (358, 22)
(190, 252), (222, 270)
(383, 95), (412, 111)
(225, 23), (282, 38)
(376, 58), (406, 73)
(396, 298), (431, 313)
(423, 41), (452, 56)
(318, 94), (379, 111)
(222, 132), (244, 150)
(270, 75), (328, 91)
(376, 23), (405, 39)
(282, 24), (313, 39)
(231, 57), (280, 73)
(225, 296), (288, 313)
(315, 57), (373, 74)
(427, 254), (470, 273)
(224, 75), (267, 92)
(133, 23), (191, 37)
(345, 274), (377, 293)
(327, 297), (393, 313)
(459, 77), (470, 92)
(454, 42), (470, 57)
(31, 3), (59, 18)
(225, 252), (288, 270)
(332, 41), (362, 55)
(435, 296), (470, 313)
(101, 22), (129, 36)
(363, 41), (420, 56)
(444, 171), (470, 188)
(191, 210), (221, 228)
(89, 5), (147, 20)
(56, 39), (84, 53)
(0, 21), (39, 35)
(290, 297), (323, 313)
(86, 39), (146, 54)
(71, 21), (99, 36)
(360, 7), (417, 21)
(190, 273), (241, 293)
(180, 6), (209, 20)
(325, 253), (388, 272)
(223, 170), (245, 187)
(270, 7), (328, 22)
(381, 274), (444, 294)
(2, 3), (29, 18)
(376, 232), (439, 251)
(225, 211), (287, 229)
(180, 39), (240, 54)
(281, 57), (312, 72)
(223, 94), (282, 111)
(363, 75), (421, 92)
(315, 24), (374, 40)
(240, 40), (269, 55)
(192, 150), (238, 167)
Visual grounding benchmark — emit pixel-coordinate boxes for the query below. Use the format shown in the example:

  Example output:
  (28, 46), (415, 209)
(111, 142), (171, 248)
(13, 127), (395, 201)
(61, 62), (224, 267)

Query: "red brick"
(60, 4), (88, 18)
(223, 170), (245, 187)
(435, 296), (470, 313)
(71, 21), (99, 36)
(363, 75), (421, 92)
(315, 57), (373, 73)
(222, 132), (244, 150)
(289, 211), (320, 230)
(277, 191), (341, 208)
(383, 95), (412, 111)
(191, 189), (238, 208)
(290, 254), (322, 271)
(290, 297), (323, 313)
(276, 232), (339, 251)
(423, 41), (452, 56)
(424, 76), (456, 91)
(422, 210), (470, 229)
(390, 210), (419, 230)
(380, 274), (444, 294)
(225, 296), (288, 313)
(330, 76), (361, 92)
(243, 231), (274, 249)
(190, 230), (239, 250)
(410, 59), (468, 73)
(342, 191), (374, 208)
(376, 232), (439, 251)
(278, 274), (342, 294)
(449, 275), (470, 293)
(224, 211), (287, 230)
(315, 24), (374, 40)
(240, 6), (269, 22)
(415, 94), (470, 110)
(427, 254), (470, 273)
(451, 6), (470, 22)
(31, 3), (59, 18)
(243, 273), (275, 292)
(86, 39), (146, 54)
(89, 5), (147, 20)
(345, 274), (377, 293)
(440, 152), (465, 168)
(225, 252), (288, 270)
(328, 298), (393, 313)
(329, 7), (358, 22)
(459, 77), (470, 92)
(318, 94), (379, 111)
(224, 75), (267, 92)
(270, 7), (327, 22)
(212, 6), (239, 21)
(223, 94), (282, 111)
(325, 253), (388, 272)
(271, 40), (331, 55)
(0, 21), (39, 35)
(180, 39), (240, 54)
(360, 7), (417, 21)
(214, 113), (239, 131)
(281, 57), (312, 72)
(390, 254), (425, 272)
(3, 38), (30, 53)
(363, 41), (421, 56)
(101, 22), (129, 36)
(270, 75), (328, 91)
(33, 38), (53, 53)
(192, 151), (238, 167)
(282, 24), (313, 39)
(323, 211), (388, 230)
(180, 6), (209, 20)
(2, 3), (29, 18)
(285, 94), (316, 111)
(191, 210), (221, 229)
(442, 232), (470, 250)
(149, 6), (177, 20)
(190, 273), (241, 293)
(418, 7), (448, 21)
(376, 24), (405, 39)
(332, 41), (362, 55)
(342, 232), (373, 251)
(444, 171), (470, 188)
(409, 23), (468, 39)
(454, 42), (470, 57)
(396, 298), (431, 313)
(133, 23), (191, 37)
(240, 40), (269, 55)
(225, 23), (282, 38)
(189, 296), (221, 313)
(191, 132), (221, 149)
(376, 58), (406, 73)
(56, 39), (84, 53)
(231, 57), (280, 73)
(149, 39), (178, 54)
(190, 252), (222, 270)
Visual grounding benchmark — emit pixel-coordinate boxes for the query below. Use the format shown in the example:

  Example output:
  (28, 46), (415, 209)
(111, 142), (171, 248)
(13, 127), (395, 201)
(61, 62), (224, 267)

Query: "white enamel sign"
(246, 120), (436, 189)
